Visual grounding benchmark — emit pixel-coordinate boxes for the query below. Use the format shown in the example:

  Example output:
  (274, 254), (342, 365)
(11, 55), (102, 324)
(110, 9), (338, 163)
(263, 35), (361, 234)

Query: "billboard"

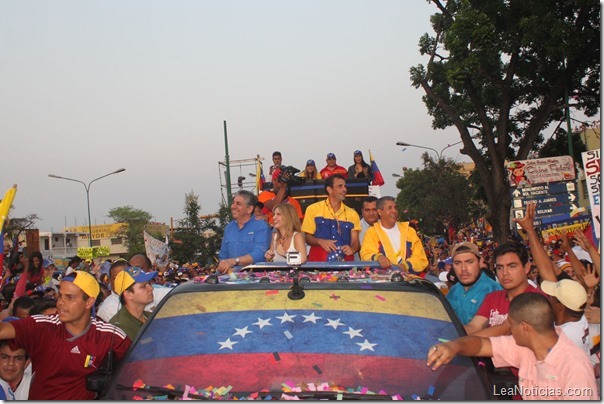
(507, 156), (575, 187)
(581, 149), (600, 241)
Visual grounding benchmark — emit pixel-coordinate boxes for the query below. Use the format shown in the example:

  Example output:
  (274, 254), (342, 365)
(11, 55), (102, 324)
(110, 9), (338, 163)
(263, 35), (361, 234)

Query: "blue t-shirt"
(447, 271), (503, 325)
(218, 217), (271, 264)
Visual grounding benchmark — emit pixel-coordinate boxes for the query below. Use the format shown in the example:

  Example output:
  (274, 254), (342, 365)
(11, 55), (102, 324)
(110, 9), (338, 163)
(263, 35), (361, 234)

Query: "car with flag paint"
(99, 262), (497, 400)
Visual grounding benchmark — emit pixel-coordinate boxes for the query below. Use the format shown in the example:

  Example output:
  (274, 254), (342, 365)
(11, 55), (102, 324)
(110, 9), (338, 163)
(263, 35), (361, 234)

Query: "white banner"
(581, 150), (600, 241)
(143, 231), (170, 268)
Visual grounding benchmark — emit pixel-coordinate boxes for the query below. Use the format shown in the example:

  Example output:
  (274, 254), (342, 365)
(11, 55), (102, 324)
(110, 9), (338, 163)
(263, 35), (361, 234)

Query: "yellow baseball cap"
(62, 271), (100, 299)
(114, 267), (158, 295)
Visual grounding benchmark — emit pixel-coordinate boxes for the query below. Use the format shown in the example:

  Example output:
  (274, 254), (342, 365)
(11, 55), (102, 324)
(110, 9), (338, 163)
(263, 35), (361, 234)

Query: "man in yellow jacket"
(360, 196), (428, 275)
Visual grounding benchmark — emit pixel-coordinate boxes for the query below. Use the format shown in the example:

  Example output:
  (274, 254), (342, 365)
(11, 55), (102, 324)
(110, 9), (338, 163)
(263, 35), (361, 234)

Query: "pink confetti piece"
(182, 385), (192, 400)
(132, 396), (144, 400)
(307, 383), (317, 391)
(265, 290), (279, 295)
(281, 393), (302, 400)
(375, 294), (386, 301)
(132, 379), (145, 390)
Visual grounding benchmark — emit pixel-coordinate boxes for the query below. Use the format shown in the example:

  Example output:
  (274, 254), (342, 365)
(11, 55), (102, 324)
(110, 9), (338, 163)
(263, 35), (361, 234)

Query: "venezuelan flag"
(369, 151), (385, 186)
(111, 287), (490, 400)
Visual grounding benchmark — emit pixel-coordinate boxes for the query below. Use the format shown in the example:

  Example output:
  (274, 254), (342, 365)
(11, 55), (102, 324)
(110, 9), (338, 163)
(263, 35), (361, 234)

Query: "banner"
(77, 246), (111, 260)
(143, 231), (170, 268)
(581, 149), (600, 243)
(65, 223), (124, 240)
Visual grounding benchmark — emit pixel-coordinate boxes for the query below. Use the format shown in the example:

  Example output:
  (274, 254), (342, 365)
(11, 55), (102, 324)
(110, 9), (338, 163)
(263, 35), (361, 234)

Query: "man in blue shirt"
(447, 242), (502, 325)
(217, 190), (271, 273)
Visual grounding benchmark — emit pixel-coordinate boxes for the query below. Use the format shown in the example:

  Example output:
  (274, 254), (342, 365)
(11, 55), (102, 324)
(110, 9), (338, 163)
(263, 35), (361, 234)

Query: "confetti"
(392, 394), (403, 400)
(132, 379), (145, 390)
(281, 393), (301, 400)
(195, 304), (206, 312)
(330, 293), (340, 300)
(273, 352), (281, 361)
(411, 394), (420, 400)
(375, 295), (386, 301)
(264, 394), (273, 400)
(438, 338), (449, 343)
(140, 337), (153, 345)
(337, 393), (343, 400)
(284, 330), (293, 339)
(313, 365), (323, 375)
(312, 302), (323, 307)
(265, 290), (279, 295)
(307, 383), (316, 391)
(427, 385), (435, 396)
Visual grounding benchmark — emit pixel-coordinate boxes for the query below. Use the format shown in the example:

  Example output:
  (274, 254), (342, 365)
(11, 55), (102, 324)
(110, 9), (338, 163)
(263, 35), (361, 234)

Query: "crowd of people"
(0, 150), (599, 399)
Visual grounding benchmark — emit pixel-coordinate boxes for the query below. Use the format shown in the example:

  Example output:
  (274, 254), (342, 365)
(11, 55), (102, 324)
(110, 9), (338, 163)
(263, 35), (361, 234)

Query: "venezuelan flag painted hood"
(104, 284), (491, 400)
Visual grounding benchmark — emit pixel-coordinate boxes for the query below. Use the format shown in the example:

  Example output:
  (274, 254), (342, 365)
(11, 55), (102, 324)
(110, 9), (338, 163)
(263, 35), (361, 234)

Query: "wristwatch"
(234, 257), (240, 265)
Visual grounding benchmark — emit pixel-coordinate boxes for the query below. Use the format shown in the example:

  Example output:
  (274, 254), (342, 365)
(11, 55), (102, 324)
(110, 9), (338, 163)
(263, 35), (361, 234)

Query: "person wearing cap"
(319, 152), (348, 179)
(299, 159), (321, 181)
(0, 271), (130, 400)
(446, 242), (502, 325)
(97, 258), (170, 322)
(465, 203), (552, 336)
(302, 174), (361, 262)
(360, 196), (428, 274)
(347, 150), (373, 181)
(465, 241), (547, 335)
(108, 266), (157, 341)
(40, 259), (59, 292)
(257, 167), (303, 225)
(217, 190), (271, 273)
(541, 279), (590, 356)
(427, 293), (598, 400)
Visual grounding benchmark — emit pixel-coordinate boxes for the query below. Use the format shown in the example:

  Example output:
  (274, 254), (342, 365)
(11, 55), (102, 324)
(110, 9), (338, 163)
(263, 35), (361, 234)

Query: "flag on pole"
(0, 184), (17, 232)
(369, 151), (385, 186)
(256, 159), (265, 195)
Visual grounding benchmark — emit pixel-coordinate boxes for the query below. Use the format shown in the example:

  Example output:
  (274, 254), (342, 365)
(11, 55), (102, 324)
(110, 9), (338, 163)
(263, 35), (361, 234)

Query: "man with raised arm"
(0, 271), (130, 400)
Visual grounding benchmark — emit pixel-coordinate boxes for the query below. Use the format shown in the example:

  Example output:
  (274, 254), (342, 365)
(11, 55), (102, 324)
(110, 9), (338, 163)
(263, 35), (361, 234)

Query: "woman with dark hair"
(13, 251), (45, 299)
(347, 150), (373, 181)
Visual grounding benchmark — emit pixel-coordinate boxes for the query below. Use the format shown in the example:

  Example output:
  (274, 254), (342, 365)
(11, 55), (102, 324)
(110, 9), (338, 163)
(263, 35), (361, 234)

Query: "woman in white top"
(264, 203), (308, 263)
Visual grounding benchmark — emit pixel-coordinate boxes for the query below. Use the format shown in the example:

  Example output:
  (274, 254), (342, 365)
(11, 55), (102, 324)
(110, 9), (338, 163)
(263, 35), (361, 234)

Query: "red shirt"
(320, 164), (348, 179)
(475, 285), (546, 327)
(11, 314), (131, 400)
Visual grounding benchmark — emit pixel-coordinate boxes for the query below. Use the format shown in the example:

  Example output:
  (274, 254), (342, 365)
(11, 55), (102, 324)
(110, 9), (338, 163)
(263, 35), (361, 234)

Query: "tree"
(171, 191), (205, 263)
(107, 206), (153, 258)
(538, 127), (587, 167)
(410, 0), (600, 243)
(199, 202), (231, 265)
(395, 154), (483, 236)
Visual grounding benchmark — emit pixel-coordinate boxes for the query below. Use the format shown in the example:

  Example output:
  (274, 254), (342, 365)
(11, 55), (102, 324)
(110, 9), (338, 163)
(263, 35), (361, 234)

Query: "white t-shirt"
(560, 315), (590, 357)
(0, 364), (33, 400)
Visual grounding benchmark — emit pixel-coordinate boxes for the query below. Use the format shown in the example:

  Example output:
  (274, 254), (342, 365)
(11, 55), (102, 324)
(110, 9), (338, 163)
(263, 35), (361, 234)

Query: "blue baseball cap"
(306, 159), (315, 166)
(113, 266), (157, 295)
(326, 153), (336, 159)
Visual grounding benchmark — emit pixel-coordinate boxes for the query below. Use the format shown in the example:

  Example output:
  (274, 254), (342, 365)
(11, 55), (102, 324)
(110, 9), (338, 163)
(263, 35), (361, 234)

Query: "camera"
(286, 251), (302, 265)
(278, 166), (304, 187)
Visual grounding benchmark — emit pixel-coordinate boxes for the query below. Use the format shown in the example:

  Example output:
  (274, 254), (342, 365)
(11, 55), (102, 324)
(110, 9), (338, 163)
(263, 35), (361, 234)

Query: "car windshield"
(104, 279), (490, 400)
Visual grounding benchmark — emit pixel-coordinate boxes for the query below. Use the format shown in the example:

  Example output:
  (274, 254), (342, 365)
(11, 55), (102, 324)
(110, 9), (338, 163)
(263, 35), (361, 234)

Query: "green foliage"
(171, 191), (205, 263)
(411, 0), (600, 242)
(170, 192), (231, 265)
(107, 206), (153, 258)
(395, 154), (483, 235)
(538, 129), (588, 169)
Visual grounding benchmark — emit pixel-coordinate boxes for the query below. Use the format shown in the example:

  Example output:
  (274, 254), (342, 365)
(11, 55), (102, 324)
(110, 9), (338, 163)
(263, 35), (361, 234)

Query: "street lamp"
(48, 168), (126, 247)
(396, 140), (463, 160)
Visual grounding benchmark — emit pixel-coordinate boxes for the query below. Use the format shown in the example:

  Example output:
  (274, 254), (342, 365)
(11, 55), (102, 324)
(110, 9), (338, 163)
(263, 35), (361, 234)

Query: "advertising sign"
(507, 156), (575, 187)
(581, 149), (600, 241)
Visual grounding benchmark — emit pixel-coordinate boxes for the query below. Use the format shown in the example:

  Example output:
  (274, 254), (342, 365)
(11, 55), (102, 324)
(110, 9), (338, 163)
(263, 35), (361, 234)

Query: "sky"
(1, 0), (469, 233)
